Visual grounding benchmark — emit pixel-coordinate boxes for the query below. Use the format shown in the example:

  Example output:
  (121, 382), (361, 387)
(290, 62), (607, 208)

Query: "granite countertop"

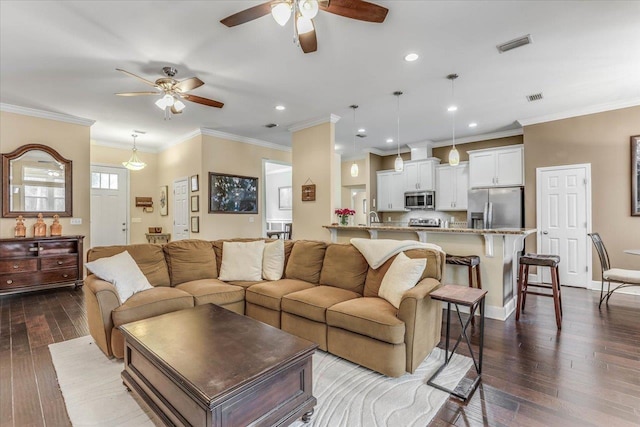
(323, 225), (536, 236)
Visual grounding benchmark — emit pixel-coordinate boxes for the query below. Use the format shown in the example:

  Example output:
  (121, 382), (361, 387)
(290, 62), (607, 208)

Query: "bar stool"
(445, 254), (482, 324)
(516, 253), (562, 329)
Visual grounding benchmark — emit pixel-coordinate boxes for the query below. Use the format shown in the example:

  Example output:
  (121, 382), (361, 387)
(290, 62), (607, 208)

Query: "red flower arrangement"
(334, 208), (356, 216)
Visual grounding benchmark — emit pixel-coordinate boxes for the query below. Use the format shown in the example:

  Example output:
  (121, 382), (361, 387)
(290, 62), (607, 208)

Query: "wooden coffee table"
(119, 304), (317, 426)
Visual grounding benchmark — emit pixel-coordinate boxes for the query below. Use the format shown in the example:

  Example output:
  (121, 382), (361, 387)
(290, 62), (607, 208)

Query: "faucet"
(368, 211), (380, 226)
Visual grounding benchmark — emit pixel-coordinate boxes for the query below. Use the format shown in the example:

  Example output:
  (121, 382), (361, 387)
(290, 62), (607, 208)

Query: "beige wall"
(341, 159), (367, 187)
(90, 144), (159, 244)
(432, 135), (523, 165)
(524, 106), (640, 279)
(292, 122), (335, 241)
(0, 112), (91, 250)
(200, 134), (290, 239)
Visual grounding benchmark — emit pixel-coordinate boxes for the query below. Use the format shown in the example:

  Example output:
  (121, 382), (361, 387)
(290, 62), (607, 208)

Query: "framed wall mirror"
(632, 135), (640, 216)
(2, 144), (72, 218)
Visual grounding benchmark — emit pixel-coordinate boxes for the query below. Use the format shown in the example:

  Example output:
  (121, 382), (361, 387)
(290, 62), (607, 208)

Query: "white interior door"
(173, 178), (189, 240)
(90, 165), (128, 247)
(537, 164), (591, 287)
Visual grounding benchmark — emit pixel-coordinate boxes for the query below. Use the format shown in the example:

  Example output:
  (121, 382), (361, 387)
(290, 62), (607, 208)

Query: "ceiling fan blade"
(170, 105), (183, 115)
(299, 21), (318, 53)
(320, 0), (388, 23)
(115, 68), (159, 87)
(220, 1), (276, 27)
(181, 94), (224, 108)
(174, 77), (205, 93)
(115, 91), (160, 96)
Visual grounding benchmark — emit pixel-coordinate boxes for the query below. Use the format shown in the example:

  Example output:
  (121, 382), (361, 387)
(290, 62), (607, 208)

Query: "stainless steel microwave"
(404, 191), (435, 210)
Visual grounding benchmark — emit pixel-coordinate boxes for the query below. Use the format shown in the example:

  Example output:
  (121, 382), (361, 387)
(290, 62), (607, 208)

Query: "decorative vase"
(50, 214), (62, 236)
(34, 213), (47, 237)
(339, 215), (349, 226)
(15, 215), (26, 237)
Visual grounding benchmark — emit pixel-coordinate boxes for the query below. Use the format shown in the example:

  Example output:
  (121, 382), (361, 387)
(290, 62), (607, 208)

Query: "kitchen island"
(323, 225), (536, 321)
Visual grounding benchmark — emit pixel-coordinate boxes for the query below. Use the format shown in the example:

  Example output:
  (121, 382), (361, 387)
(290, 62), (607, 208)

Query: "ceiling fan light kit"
(447, 73), (460, 166)
(122, 133), (146, 171)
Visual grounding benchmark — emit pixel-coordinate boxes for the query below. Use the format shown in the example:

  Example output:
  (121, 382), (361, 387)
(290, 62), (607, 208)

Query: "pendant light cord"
(451, 78), (456, 149)
(395, 91), (402, 156)
(352, 105), (358, 155)
(132, 134), (138, 151)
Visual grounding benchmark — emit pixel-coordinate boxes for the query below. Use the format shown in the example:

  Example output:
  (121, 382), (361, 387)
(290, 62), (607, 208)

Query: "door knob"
(542, 231), (549, 235)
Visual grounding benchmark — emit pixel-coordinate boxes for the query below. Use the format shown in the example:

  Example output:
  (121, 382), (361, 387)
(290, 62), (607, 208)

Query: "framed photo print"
(191, 195), (199, 212)
(208, 172), (258, 214)
(191, 174), (199, 192)
(190, 216), (199, 233)
(279, 186), (292, 210)
(159, 185), (168, 216)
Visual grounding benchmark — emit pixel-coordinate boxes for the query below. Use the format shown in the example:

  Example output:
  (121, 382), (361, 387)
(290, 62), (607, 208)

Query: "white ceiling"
(1, 1), (639, 155)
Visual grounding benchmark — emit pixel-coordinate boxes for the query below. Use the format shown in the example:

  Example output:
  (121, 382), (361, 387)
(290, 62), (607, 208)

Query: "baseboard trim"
(440, 296), (516, 322)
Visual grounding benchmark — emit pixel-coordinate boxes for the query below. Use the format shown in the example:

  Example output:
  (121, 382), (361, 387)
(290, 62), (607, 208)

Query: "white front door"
(537, 164), (591, 287)
(173, 178), (189, 240)
(90, 165), (128, 247)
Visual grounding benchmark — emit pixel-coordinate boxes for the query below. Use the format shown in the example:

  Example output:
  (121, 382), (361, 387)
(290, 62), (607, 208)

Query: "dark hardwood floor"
(1, 285), (639, 426)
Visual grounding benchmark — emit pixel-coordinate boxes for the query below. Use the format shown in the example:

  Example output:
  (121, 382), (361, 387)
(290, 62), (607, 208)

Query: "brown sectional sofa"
(84, 238), (445, 377)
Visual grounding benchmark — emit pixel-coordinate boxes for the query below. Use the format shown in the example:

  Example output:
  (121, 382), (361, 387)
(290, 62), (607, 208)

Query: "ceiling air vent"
(356, 134), (367, 138)
(264, 123), (278, 128)
(497, 34), (532, 53)
(526, 92), (543, 102)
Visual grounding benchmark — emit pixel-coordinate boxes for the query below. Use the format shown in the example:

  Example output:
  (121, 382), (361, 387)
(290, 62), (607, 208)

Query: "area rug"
(50, 336), (472, 427)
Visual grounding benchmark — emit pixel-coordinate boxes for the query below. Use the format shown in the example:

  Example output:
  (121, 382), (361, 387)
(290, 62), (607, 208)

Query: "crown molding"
(407, 140), (434, 149)
(517, 98), (640, 127)
(200, 128), (291, 152)
(341, 153), (367, 162)
(430, 128), (524, 148)
(363, 147), (412, 156)
(287, 114), (341, 133)
(90, 139), (157, 153)
(0, 103), (95, 126)
(158, 129), (203, 151)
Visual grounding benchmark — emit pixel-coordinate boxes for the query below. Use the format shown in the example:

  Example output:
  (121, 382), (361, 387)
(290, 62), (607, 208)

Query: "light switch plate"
(70, 218), (82, 225)
(249, 216), (255, 223)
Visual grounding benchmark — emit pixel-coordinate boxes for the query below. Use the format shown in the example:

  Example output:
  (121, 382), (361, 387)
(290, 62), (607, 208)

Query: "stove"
(408, 218), (442, 228)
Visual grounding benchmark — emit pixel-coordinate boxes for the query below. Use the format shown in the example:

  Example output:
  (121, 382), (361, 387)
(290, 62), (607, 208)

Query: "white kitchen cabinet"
(436, 162), (469, 211)
(468, 145), (524, 188)
(403, 159), (440, 192)
(377, 170), (406, 212)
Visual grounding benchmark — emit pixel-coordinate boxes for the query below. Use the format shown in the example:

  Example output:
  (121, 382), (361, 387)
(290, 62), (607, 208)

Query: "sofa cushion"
(282, 286), (360, 323)
(218, 241), (265, 281)
(245, 279), (315, 311)
(175, 279), (244, 306)
(285, 241), (326, 284)
(364, 248), (442, 297)
(263, 240), (285, 280)
(87, 244), (170, 287)
(111, 287), (194, 327)
(85, 251), (153, 304)
(163, 240), (217, 286)
(226, 280), (267, 289)
(319, 244), (368, 294)
(327, 297), (405, 345)
(378, 252), (427, 309)
(213, 238), (266, 272)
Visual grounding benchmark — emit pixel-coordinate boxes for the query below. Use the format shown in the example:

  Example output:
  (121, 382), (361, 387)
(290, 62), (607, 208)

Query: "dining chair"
(588, 233), (640, 308)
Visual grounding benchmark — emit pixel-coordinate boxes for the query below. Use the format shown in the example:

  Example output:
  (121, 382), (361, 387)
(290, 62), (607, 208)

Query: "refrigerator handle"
(484, 202), (493, 229)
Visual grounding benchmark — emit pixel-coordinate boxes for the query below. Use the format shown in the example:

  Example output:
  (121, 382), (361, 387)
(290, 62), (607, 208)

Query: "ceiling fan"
(220, 0), (388, 54)
(115, 67), (224, 119)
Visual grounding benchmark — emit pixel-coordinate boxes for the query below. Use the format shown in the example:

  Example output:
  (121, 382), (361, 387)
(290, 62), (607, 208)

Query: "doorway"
(263, 161), (292, 236)
(90, 165), (129, 247)
(173, 178), (189, 240)
(536, 164), (592, 287)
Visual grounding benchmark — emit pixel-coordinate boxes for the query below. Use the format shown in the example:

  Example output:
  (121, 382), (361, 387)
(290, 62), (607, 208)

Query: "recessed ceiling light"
(468, 122), (478, 128)
(275, 105), (286, 111)
(358, 128), (366, 133)
(386, 138), (393, 143)
(404, 53), (419, 62)
(447, 106), (457, 112)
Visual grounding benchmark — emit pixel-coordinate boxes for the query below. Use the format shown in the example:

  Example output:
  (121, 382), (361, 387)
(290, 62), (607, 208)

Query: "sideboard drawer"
(41, 255), (78, 271)
(39, 268), (79, 285)
(0, 273), (34, 290)
(0, 258), (38, 273)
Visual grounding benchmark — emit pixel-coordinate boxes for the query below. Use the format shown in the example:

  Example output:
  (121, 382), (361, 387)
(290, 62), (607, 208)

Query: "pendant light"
(393, 91), (404, 172)
(122, 133), (146, 171)
(447, 74), (460, 166)
(350, 104), (359, 177)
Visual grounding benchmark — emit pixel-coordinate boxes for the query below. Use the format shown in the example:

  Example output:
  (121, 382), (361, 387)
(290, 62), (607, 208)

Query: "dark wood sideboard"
(0, 235), (84, 295)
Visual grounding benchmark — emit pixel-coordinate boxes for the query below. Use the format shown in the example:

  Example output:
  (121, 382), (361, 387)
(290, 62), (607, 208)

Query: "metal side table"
(428, 284), (487, 402)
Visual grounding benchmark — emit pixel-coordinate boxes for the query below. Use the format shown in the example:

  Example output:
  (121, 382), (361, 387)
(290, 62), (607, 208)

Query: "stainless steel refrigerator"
(467, 186), (524, 229)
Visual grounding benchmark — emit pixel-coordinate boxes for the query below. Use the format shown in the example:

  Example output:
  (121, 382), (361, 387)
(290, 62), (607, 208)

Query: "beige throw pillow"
(263, 240), (285, 280)
(218, 240), (265, 281)
(378, 252), (427, 309)
(85, 251), (153, 304)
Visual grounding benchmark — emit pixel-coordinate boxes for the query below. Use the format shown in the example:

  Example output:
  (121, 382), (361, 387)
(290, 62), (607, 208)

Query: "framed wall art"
(632, 135), (639, 216)
(191, 174), (199, 192)
(191, 195), (199, 212)
(159, 185), (168, 216)
(208, 172), (258, 214)
(191, 216), (199, 233)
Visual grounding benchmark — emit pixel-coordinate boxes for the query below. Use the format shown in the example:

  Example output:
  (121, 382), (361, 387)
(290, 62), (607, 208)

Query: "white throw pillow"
(378, 252), (427, 309)
(218, 240), (266, 281)
(263, 239), (285, 280)
(85, 251), (153, 304)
